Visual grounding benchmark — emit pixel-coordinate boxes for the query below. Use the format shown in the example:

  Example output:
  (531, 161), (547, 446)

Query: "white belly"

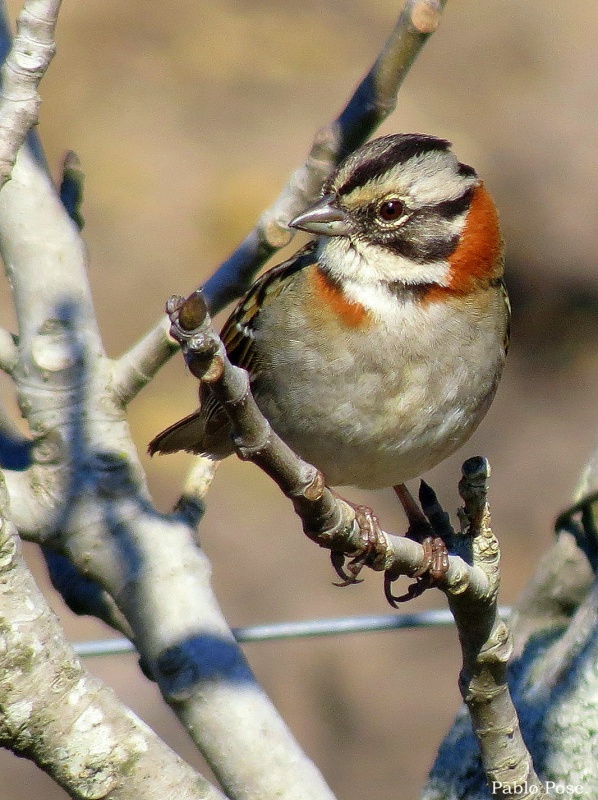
(254, 290), (506, 489)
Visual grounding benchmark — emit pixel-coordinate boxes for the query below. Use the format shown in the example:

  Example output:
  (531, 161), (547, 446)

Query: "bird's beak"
(289, 195), (350, 237)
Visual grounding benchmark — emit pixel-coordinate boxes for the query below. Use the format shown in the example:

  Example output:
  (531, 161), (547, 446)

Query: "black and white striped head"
(290, 133), (500, 291)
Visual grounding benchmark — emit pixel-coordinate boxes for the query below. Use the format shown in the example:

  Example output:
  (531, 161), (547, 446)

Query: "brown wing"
(149, 241), (318, 457)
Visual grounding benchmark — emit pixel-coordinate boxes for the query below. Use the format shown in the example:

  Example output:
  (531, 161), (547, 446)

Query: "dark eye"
(378, 198), (404, 222)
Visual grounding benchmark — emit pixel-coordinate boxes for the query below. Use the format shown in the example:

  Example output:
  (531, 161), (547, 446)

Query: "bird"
(149, 133), (509, 502)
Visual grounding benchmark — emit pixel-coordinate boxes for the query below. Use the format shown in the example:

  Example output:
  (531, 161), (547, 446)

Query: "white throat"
(318, 236), (452, 288)
(315, 237), (450, 323)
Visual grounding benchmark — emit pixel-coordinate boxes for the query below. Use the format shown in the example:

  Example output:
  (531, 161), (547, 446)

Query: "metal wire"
(73, 607), (512, 657)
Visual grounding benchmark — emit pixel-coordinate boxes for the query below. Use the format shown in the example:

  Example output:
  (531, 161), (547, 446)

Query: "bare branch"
(174, 455), (219, 529)
(0, 101), (336, 800)
(111, 315), (178, 405)
(0, 0), (62, 187)
(161, 291), (492, 605)
(447, 461), (549, 799)
(0, 484), (226, 800)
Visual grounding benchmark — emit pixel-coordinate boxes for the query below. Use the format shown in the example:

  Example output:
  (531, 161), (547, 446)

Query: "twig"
(163, 290), (494, 605)
(59, 150), (84, 229)
(0, 0), (62, 188)
(174, 455), (219, 529)
(111, 315), (178, 406)
(111, 0), (448, 402)
(447, 460), (549, 799)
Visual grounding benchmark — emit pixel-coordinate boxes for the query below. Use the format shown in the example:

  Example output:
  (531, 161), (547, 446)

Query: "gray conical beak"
(289, 195), (350, 237)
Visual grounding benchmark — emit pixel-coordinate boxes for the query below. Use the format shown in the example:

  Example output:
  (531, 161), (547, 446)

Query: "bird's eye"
(377, 198), (405, 223)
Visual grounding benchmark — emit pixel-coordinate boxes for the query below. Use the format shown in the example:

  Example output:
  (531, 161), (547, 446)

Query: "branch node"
(198, 354), (224, 383)
(59, 150), (85, 230)
(261, 217), (293, 249)
(234, 440), (267, 462)
(302, 469), (326, 502)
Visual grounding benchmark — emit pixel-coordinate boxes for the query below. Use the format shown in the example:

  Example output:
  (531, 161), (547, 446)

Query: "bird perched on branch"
(150, 133), (509, 503)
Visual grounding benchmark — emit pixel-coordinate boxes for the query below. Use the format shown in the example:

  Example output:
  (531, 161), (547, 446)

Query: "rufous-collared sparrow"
(149, 133), (509, 497)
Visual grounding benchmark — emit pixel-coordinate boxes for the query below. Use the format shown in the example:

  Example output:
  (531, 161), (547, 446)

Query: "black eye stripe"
(380, 233), (460, 263)
(355, 187), (472, 235)
(371, 188), (473, 225)
(431, 187), (475, 220)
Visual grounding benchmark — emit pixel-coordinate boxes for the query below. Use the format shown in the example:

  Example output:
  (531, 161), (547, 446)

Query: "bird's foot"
(384, 482), (450, 606)
(330, 501), (387, 587)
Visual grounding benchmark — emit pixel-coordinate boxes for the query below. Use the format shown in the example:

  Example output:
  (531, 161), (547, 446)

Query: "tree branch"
(161, 292), (488, 605)
(446, 461), (549, 799)
(174, 455), (219, 529)
(0, 0), (62, 187)
(0, 135), (336, 800)
(111, 316), (178, 406)
(0, 480), (226, 800)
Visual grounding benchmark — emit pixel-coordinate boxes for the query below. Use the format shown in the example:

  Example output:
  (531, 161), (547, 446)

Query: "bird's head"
(289, 133), (503, 295)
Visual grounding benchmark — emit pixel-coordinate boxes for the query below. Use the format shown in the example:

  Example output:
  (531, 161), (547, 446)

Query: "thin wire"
(73, 607), (512, 658)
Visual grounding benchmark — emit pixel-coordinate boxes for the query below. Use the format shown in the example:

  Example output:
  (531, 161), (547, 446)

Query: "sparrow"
(149, 133), (509, 497)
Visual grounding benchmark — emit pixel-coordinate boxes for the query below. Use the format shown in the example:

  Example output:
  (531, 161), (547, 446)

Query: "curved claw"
(330, 551), (355, 585)
(329, 502), (385, 588)
(330, 551), (365, 586)
(383, 535), (449, 606)
(385, 572), (431, 606)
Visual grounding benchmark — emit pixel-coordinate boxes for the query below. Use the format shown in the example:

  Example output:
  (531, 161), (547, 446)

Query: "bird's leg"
(385, 482), (450, 605)
(330, 497), (387, 587)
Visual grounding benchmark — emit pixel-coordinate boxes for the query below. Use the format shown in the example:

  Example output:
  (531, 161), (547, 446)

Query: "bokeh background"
(1, 0), (598, 797)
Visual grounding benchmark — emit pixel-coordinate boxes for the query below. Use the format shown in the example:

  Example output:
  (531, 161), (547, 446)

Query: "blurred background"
(0, 0), (597, 797)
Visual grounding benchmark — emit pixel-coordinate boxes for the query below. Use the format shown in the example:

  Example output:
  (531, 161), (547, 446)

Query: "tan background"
(1, 0), (598, 797)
